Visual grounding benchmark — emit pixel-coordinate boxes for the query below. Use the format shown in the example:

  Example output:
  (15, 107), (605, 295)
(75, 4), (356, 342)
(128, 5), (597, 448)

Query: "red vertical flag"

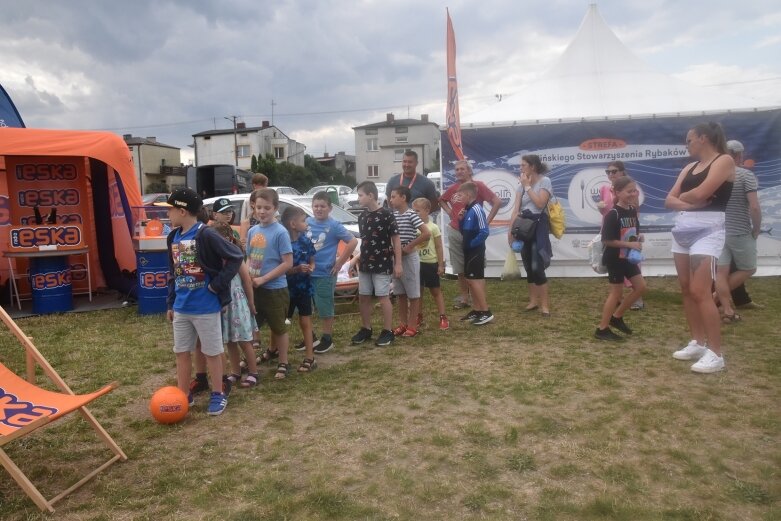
(446, 9), (465, 160)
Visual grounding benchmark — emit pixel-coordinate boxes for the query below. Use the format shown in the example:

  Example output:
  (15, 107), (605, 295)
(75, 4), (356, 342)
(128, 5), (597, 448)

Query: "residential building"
(353, 113), (440, 184)
(192, 121), (306, 170)
(314, 151), (356, 179)
(123, 135), (182, 194)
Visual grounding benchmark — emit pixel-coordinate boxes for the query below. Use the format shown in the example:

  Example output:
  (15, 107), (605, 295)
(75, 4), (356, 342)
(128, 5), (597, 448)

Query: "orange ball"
(149, 386), (189, 424)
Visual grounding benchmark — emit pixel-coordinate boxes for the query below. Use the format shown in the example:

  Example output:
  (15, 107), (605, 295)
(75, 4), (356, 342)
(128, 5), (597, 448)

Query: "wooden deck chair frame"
(0, 305), (127, 512)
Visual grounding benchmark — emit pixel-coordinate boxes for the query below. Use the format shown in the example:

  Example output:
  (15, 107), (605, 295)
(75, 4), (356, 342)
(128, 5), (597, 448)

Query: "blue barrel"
(136, 250), (170, 315)
(30, 256), (73, 314)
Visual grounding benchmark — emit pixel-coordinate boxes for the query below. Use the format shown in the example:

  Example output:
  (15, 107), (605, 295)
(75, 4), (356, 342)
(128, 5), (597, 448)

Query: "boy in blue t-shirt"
(458, 182), (493, 326)
(304, 191), (358, 353)
(246, 188), (294, 379)
(160, 188), (243, 416)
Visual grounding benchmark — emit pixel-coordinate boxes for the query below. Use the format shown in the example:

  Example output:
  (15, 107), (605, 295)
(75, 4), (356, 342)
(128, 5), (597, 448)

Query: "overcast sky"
(2, 0), (779, 164)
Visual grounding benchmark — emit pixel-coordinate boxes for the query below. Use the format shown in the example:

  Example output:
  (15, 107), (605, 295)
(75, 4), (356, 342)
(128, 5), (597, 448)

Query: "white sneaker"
(691, 349), (725, 373)
(672, 340), (707, 361)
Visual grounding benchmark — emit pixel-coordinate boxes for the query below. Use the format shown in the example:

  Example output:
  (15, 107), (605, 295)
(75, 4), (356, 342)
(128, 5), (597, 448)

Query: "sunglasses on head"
(605, 169), (621, 174)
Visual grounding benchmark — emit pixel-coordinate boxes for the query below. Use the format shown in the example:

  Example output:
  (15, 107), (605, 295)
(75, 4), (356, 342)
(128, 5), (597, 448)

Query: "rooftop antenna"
(271, 99), (276, 125)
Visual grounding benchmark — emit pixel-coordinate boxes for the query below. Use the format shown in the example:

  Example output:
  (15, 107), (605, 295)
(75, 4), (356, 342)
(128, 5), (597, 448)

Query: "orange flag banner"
(446, 9), (465, 161)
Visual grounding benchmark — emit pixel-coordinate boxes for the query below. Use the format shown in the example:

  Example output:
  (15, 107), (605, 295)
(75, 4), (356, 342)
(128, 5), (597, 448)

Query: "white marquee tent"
(463, 4), (772, 127)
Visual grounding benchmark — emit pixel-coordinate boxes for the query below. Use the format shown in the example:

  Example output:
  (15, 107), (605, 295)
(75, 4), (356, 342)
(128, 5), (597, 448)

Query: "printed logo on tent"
(109, 182), (125, 218)
(10, 225), (82, 248)
(0, 196), (9, 226)
(0, 387), (58, 429)
(20, 213), (83, 226)
(30, 269), (72, 290)
(15, 163), (79, 181)
(70, 262), (87, 281)
(579, 139), (627, 151)
(18, 189), (80, 207)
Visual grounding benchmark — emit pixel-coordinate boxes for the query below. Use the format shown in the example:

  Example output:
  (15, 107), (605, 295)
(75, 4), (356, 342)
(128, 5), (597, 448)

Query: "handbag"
(588, 233), (607, 274)
(547, 195), (566, 239)
(511, 215), (537, 241)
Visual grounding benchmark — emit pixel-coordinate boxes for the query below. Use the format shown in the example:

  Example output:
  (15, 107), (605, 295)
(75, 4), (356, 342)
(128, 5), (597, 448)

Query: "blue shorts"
(288, 293), (313, 317)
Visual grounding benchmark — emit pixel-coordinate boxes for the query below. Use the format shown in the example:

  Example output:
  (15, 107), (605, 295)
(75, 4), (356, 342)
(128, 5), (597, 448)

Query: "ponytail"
(692, 122), (727, 154)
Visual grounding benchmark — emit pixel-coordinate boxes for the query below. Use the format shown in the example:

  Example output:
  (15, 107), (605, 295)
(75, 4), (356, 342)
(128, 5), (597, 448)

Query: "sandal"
(298, 358), (317, 373)
(240, 373), (259, 388)
(274, 363), (290, 380)
(259, 348), (279, 364)
(225, 373), (240, 384)
(722, 313), (741, 324)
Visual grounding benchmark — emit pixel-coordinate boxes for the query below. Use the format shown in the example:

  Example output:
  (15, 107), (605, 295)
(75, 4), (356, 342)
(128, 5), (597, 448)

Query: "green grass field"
(0, 277), (779, 520)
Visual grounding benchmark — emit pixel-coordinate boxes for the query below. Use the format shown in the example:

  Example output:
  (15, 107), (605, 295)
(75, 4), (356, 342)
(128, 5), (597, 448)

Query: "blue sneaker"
(207, 392), (227, 416)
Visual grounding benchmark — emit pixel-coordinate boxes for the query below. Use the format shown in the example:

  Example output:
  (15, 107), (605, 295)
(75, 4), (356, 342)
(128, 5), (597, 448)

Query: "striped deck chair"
(0, 305), (127, 512)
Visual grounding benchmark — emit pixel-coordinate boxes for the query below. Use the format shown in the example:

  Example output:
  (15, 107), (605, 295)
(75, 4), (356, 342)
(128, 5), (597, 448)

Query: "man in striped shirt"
(390, 185), (431, 337)
(715, 140), (762, 321)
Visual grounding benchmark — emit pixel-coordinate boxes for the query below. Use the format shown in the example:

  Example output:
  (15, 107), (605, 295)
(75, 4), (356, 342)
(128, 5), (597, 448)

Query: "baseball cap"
(726, 140), (744, 153)
(213, 197), (233, 213)
(155, 187), (203, 214)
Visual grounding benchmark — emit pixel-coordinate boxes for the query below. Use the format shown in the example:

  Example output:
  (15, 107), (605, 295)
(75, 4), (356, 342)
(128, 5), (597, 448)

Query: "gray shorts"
(718, 233), (757, 270)
(447, 226), (464, 273)
(393, 252), (421, 299)
(172, 311), (224, 356)
(358, 272), (393, 297)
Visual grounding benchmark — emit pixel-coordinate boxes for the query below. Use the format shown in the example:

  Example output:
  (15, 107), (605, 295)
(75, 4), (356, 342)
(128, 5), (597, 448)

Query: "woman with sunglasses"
(597, 161), (627, 216)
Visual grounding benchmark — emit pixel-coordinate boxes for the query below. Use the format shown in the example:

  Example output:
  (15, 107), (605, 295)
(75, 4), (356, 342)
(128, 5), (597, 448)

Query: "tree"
(145, 181), (168, 194)
(250, 154), (258, 172)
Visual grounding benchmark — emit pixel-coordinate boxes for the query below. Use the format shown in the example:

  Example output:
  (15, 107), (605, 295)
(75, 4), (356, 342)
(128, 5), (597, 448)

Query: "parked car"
(141, 192), (170, 219)
(343, 182), (387, 215)
(202, 193), (359, 236)
(269, 186), (302, 196)
(305, 185), (353, 207)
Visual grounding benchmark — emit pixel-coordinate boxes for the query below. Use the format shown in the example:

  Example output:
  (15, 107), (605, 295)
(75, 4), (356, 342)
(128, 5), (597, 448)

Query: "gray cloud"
(1, 0), (779, 157)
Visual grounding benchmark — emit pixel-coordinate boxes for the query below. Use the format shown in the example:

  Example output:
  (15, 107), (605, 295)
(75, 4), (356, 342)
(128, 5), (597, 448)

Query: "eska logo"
(15, 163), (79, 181)
(140, 271), (168, 288)
(31, 269), (72, 290)
(0, 196), (9, 226)
(10, 226), (82, 248)
(18, 189), (79, 207)
(0, 387), (58, 429)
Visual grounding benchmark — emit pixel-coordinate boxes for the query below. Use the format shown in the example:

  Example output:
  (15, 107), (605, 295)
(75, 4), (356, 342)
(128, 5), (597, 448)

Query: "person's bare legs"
(689, 255), (722, 355)
(408, 297), (421, 327)
(539, 283), (550, 314)
(674, 253), (706, 345)
(715, 264), (735, 317)
(397, 295), (409, 326)
(272, 332), (289, 365)
(430, 287), (446, 315)
(457, 273), (470, 304)
(299, 315), (314, 360)
(613, 274), (646, 318)
(238, 340), (258, 375)
(176, 352), (192, 395)
(525, 284), (539, 310)
(467, 279), (488, 312)
(205, 354), (223, 394)
(598, 284), (624, 329)
(359, 294), (373, 329)
(225, 342), (241, 375)
(378, 295), (393, 331)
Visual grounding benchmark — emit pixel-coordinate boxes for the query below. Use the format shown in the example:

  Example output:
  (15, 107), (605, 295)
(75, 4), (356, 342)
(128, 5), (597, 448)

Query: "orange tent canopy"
(0, 127), (142, 206)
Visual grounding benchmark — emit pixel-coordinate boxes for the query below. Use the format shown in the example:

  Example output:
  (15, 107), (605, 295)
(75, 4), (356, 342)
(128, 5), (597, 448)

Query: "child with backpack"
(594, 176), (647, 341)
(160, 188), (243, 416)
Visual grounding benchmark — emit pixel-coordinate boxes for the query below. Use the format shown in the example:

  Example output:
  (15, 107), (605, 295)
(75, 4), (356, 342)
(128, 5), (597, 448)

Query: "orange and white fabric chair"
(0, 305), (126, 512)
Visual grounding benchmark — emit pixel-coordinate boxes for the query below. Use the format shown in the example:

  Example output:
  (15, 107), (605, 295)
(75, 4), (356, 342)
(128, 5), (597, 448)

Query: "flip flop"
(722, 313), (741, 324)
(524, 305), (539, 312)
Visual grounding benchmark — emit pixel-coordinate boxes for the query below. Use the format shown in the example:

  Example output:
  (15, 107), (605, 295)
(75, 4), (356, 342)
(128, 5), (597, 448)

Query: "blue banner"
(0, 84), (25, 128)
(441, 109), (781, 275)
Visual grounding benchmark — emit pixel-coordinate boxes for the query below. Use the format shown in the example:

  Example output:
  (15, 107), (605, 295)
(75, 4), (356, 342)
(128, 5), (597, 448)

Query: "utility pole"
(224, 115), (238, 166)
(271, 99), (276, 126)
